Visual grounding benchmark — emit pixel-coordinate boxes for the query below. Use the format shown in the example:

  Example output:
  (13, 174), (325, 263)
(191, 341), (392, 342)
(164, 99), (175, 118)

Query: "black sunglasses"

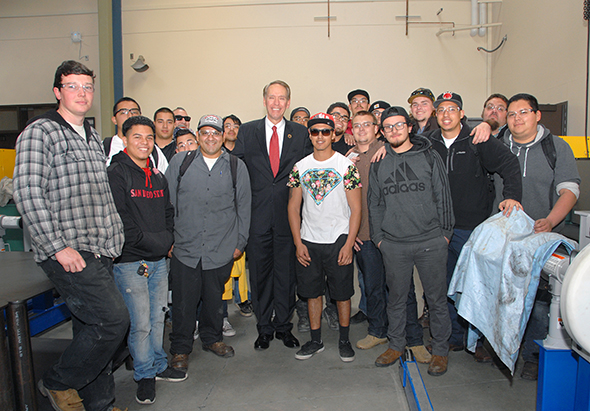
(309, 128), (333, 137)
(174, 115), (191, 122)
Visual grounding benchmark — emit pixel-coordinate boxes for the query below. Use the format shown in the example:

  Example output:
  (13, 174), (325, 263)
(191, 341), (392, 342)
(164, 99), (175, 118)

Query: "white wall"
(1, 1), (588, 137)
(122, 0), (489, 124)
(493, 0), (588, 136)
(0, 0), (102, 130)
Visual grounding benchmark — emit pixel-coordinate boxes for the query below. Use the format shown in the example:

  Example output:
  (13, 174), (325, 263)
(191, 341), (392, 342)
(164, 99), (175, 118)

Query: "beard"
(486, 119), (500, 131)
(389, 135), (408, 148)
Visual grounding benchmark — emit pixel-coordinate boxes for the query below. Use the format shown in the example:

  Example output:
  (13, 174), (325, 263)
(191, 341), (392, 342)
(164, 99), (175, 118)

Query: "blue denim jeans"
(39, 252), (129, 411)
(354, 240), (388, 338)
(114, 259), (168, 381)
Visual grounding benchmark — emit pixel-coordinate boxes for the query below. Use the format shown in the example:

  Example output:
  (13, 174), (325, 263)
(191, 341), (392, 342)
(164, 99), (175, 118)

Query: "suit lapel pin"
(287, 134), (292, 139)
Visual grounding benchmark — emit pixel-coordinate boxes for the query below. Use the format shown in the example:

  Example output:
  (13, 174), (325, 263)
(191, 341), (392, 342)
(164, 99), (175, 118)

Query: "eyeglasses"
(330, 113), (350, 122)
(351, 98), (368, 105)
(507, 108), (535, 119)
(115, 108), (141, 116)
(224, 124), (240, 130)
(61, 83), (94, 93)
(177, 139), (198, 149)
(309, 128), (333, 137)
(485, 104), (507, 113)
(293, 116), (309, 122)
(199, 130), (222, 137)
(436, 106), (461, 114)
(175, 115), (191, 122)
(372, 111), (384, 118)
(382, 122), (407, 133)
(352, 121), (376, 130)
(411, 101), (431, 108)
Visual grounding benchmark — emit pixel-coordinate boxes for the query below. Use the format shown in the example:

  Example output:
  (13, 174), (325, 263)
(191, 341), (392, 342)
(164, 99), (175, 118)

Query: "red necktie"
(269, 126), (280, 177)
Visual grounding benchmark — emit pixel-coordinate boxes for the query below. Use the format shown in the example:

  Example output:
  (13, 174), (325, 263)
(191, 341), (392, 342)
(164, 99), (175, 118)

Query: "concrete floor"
(35, 304), (538, 411)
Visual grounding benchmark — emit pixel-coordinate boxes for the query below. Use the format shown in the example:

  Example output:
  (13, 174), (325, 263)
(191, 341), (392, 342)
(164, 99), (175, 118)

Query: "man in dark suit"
(233, 80), (312, 350)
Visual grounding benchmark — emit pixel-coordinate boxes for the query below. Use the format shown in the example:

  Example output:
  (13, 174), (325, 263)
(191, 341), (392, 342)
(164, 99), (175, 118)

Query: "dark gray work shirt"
(166, 150), (251, 269)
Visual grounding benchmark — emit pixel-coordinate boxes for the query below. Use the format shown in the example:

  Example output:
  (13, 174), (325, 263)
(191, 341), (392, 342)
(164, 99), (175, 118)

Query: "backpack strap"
(175, 151), (197, 217)
(151, 145), (160, 169)
(541, 133), (557, 170)
(229, 153), (238, 209)
(103, 136), (113, 156)
(541, 134), (557, 205)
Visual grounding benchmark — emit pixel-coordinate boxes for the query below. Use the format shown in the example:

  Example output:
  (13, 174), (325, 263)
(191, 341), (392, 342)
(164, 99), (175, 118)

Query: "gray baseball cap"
(197, 114), (224, 132)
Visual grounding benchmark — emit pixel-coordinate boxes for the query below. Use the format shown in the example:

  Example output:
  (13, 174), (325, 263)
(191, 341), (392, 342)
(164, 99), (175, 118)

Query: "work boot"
(38, 379), (85, 411)
(428, 355), (449, 376)
(356, 334), (388, 350)
(408, 345), (432, 364)
(375, 348), (403, 367)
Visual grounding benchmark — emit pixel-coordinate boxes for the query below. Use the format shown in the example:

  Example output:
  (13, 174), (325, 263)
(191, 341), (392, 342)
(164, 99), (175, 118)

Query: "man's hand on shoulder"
(470, 121), (491, 144)
(371, 146), (387, 163)
(55, 247), (86, 273)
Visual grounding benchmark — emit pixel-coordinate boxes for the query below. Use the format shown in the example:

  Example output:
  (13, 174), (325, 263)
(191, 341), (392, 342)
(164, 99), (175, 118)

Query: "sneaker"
(356, 334), (388, 350)
(222, 317), (236, 337)
(350, 310), (368, 324)
(136, 377), (155, 404)
(156, 366), (187, 382)
(193, 320), (199, 340)
(322, 305), (339, 331)
(295, 340), (325, 360)
(237, 300), (253, 317)
(38, 379), (85, 411)
(339, 340), (356, 362)
(296, 299), (310, 333)
(297, 314), (311, 333)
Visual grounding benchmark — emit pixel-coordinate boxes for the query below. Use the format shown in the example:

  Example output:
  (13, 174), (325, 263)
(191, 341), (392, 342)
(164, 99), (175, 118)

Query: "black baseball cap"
(380, 106), (411, 126)
(347, 89), (370, 104)
(408, 88), (435, 104)
(433, 92), (463, 109)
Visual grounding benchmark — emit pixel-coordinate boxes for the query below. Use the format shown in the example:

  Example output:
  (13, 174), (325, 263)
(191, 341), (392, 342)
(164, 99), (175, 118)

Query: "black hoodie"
(107, 151), (174, 263)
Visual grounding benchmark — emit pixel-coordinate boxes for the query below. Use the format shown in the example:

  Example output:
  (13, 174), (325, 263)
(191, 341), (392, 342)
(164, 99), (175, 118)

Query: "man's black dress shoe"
(254, 334), (273, 350)
(275, 331), (300, 348)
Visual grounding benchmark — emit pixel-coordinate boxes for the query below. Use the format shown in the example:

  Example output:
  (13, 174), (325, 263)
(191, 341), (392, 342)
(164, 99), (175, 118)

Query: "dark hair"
(53, 60), (95, 90)
(484, 93), (508, 108)
(327, 102), (350, 117)
(175, 128), (196, 139)
(508, 93), (539, 112)
(223, 114), (242, 126)
(122, 115), (156, 136)
(113, 97), (141, 116)
(153, 107), (174, 121)
(352, 110), (377, 125)
(263, 80), (291, 100)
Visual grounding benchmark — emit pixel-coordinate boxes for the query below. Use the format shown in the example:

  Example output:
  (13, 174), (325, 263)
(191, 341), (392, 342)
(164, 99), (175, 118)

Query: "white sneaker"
(222, 317), (236, 337)
(193, 320), (199, 340)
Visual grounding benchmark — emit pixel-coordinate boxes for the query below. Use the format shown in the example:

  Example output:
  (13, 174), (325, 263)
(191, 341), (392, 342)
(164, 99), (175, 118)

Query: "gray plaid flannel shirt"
(13, 113), (124, 263)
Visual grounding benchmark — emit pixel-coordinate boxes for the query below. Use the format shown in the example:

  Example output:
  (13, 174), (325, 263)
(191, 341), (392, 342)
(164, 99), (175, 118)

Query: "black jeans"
(40, 251), (129, 411)
(170, 256), (233, 352)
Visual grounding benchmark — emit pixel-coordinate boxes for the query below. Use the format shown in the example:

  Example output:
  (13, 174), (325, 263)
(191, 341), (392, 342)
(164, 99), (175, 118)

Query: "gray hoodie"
(367, 134), (454, 245)
(500, 124), (580, 232)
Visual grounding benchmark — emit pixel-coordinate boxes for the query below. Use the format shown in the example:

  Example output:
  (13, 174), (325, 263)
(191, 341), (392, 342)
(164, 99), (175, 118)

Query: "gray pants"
(380, 236), (451, 356)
